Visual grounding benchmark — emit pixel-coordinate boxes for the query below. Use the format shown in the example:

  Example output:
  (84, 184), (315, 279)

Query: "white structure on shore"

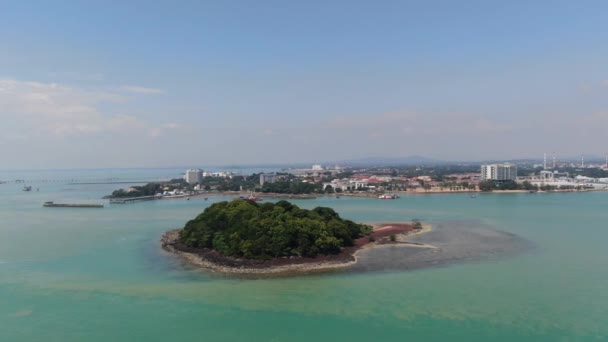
(481, 163), (517, 182)
(185, 169), (203, 185)
(518, 170), (608, 190)
(312, 164), (324, 171)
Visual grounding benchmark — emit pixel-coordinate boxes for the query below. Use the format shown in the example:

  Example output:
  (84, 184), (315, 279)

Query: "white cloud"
(47, 71), (105, 81)
(148, 123), (181, 138)
(590, 112), (608, 123)
(119, 85), (165, 94)
(162, 122), (181, 129)
(0, 78), (177, 140)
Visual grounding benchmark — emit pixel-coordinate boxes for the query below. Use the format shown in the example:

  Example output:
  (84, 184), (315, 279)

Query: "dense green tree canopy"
(478, 180), (540, 192)
(179, 200), (372, 259)
(111, 183), (163, 197)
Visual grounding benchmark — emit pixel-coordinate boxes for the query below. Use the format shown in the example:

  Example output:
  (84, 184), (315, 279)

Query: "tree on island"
(179, 200), (372, 259)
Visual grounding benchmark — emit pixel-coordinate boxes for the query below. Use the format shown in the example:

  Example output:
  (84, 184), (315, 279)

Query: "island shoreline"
(161, 222), (433, 276)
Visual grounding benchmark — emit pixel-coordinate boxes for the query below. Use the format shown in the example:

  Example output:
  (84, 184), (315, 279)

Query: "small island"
(162, 199), (430, 275)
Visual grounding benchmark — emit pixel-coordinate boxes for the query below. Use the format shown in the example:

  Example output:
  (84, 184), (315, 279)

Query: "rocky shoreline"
(161, 222), (433, 276)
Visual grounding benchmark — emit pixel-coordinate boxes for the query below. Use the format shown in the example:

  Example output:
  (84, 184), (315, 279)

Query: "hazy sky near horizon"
(2, 1), (608, 169)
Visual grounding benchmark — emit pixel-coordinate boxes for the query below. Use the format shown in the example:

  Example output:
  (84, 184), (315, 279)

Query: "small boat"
(244, 192), (263, 202)
(470, 194), (477, 198)
(23, 186), (32, 191)
(378, 194), (397, 199)
(204, 197), (208, 201)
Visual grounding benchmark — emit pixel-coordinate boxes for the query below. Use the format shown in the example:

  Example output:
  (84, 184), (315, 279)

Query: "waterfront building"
(312, 164), (324, 171)
(539, 170), (569, 181)
(322, 180), (348, 191)
(481, 163), (517, 182)
(185, 169), (203, 185)
(259, 173), (277, 186)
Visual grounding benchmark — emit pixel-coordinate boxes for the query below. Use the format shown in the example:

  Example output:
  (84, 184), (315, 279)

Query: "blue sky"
(2, 1), (608, 168)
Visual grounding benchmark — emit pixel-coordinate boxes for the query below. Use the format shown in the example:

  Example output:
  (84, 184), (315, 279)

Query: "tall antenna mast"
(543, 152), (547, 170)
(581, 154), (584, 168)
(552, 152), (556, 169)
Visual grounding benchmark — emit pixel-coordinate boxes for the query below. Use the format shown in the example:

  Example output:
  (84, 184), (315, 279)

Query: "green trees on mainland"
(478, 180), (540, 192)
(260, 180), (322, 194)
(111, 183), (163, 197)
(179, 200), (372, 259)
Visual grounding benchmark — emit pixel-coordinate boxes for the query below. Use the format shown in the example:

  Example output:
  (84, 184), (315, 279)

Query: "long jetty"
(109, 196), (158, 204)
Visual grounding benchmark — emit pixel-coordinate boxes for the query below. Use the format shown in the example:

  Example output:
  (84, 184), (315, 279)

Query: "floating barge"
(43, 201), (104, 208)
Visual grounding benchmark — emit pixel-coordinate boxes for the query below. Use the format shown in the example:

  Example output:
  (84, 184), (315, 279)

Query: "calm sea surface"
(1, 169), (607, 341)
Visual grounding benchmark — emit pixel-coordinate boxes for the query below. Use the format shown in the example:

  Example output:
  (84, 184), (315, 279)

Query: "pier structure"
(109, 196), (158, 204)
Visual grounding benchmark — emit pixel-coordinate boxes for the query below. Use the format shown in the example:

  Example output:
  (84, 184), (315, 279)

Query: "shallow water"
(350, 220), (532, 273)
(1, 169), (608, 341)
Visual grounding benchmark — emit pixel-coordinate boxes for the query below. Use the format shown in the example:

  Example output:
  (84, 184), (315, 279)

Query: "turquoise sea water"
(1, 169), (608, 341)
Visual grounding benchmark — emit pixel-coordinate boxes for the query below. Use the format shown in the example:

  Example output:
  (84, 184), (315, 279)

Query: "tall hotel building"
(481, 163), (517, 182)
(185, 169), (203, 185)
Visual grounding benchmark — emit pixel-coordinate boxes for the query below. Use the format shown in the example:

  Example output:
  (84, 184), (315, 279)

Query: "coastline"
(161, 222), (433, 276)
(107, 187), (604, 202)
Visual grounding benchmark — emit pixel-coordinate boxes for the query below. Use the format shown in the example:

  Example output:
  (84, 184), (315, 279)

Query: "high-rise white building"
(481, 163), (517, 182)
(185, 169), (203, 185)
(259, 173), (277, 186)
(312, 164), (324, 171)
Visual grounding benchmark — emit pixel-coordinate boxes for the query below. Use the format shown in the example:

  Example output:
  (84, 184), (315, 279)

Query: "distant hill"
(331, 155), (445, 166)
